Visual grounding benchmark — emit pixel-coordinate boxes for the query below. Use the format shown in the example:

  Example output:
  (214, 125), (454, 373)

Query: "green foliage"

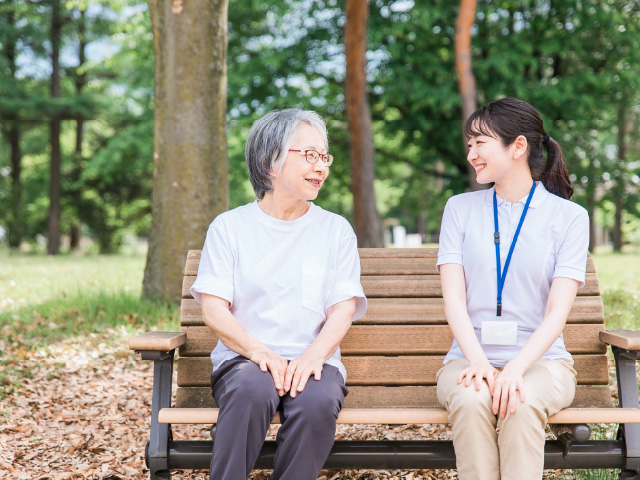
(2, 0), (640, 248)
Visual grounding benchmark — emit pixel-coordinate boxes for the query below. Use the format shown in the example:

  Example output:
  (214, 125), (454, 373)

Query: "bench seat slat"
(177, 355), (610, 387)
(158, 407), (640, 425)
(180, 296), (605, 326)
(175, 385), (613, 409)
(178, 324), (607, 357)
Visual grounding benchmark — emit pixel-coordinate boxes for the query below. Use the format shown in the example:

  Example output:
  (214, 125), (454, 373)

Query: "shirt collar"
(485, 181), (549, 209)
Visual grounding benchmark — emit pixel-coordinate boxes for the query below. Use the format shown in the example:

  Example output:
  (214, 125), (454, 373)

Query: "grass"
(0, 250), (179, 346)
(591, 246), (640, 331)
(0, 249), (179, 399)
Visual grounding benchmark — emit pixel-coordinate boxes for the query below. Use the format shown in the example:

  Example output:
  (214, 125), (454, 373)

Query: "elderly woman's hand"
(284, 349), (325, 398)
(249, 349), (289, 396)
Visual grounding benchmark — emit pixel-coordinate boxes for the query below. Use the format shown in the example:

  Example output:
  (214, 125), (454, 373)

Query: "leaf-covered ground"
(4, 328), (620, 480)
(0, 329), (460, 480)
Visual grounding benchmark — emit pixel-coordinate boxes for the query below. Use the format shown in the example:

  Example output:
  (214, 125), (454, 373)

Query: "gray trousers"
(209, 356), (348, 480)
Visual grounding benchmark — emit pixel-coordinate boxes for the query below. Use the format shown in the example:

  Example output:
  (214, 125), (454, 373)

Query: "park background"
(1, 0), (640, 479)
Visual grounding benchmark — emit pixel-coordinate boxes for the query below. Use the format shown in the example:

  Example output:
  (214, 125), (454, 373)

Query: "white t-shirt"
(437, 182), (589, 367)
(190, 201), (367, 381)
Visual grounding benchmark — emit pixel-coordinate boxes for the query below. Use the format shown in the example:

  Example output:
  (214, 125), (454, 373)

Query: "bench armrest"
(599, 330), (640, 351)
(128, 331), (187, 352)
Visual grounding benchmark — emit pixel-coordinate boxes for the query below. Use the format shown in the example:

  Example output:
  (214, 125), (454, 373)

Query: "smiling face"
(466, 126), (530, 187)
(271, 122), (329, 202)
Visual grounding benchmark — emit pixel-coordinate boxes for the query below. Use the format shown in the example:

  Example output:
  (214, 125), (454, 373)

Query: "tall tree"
(69, 6), (87, 250)
(47, 0), (63, 254)
(143, 0), (229, 301)
(0, 0), (23, 248)
(344, 0), (383, 247)
(454, 0), (482, 191)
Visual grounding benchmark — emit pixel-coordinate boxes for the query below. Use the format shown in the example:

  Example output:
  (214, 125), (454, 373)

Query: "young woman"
(436, 97), (589, 480)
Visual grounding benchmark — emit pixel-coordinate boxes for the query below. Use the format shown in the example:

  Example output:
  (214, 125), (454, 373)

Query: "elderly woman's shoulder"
(208, 202), (256, 229)
(312, 204), (356, 234)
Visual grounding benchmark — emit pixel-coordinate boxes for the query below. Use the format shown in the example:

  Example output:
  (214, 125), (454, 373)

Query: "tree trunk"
(612, 101), (627, 252)
(47, 0), (63, 255)
(3, 3), (23, 249)
(344, 0), (384, 248)
(143, 0), (229, 301)
(70, 8), (87, 251)
(585, 160), (597, 252)
(454, 0), (483, 191)
(7, 126), (23, 248)
(612, 199), (623, 251)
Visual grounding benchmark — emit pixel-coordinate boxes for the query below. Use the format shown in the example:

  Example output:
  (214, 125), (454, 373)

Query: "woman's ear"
(512, 135), (528, 160)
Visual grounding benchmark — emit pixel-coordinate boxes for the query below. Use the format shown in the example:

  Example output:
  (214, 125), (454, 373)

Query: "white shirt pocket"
(301, 263), (327, 316)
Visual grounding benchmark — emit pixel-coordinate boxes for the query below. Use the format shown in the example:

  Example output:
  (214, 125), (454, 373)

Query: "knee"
(217, 365), (279, 413)
(447, 385), (494, 421)
(501, 400), (546, 430)
(290, 388), (342, 424)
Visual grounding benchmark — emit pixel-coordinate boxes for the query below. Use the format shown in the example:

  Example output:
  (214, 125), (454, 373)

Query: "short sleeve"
(189, 222), (235, 304)
(437, 199), (464, 273)
(326, 234), (367, 321)
(553, 208), (590, 288)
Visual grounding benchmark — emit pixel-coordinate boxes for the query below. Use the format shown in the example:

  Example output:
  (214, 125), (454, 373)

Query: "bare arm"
(284, 297), (356, 397)
(492, 277), (580, 417)
(201, 293), (288, 395)
(440, 263), (498, 391)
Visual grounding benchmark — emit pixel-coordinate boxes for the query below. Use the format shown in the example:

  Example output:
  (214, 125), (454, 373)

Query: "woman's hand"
(284, 349), (325, 398)
(249, 349), (289, 396)
(491, 364), (525, 418)
(457, 361), (499, 392)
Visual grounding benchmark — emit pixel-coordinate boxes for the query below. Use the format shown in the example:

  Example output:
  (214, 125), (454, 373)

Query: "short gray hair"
(245, 109), (328, 199)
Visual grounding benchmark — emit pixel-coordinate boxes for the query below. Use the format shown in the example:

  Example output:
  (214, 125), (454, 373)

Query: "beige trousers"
(436, 358), (577, 480)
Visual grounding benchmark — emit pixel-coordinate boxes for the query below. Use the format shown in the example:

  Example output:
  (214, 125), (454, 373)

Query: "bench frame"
(131, 249), (640, 480)
(133, 342), (640, 479)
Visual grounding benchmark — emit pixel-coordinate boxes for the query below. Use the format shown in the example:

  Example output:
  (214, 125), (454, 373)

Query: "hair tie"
(542, 132), (551, 146)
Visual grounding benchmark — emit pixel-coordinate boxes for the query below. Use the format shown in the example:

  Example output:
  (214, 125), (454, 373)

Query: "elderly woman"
(190, 108), (367, 480)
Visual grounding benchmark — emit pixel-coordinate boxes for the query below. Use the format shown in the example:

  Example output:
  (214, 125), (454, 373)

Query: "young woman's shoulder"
(544, 191), (588, 220)
(445, 189), (490, 209)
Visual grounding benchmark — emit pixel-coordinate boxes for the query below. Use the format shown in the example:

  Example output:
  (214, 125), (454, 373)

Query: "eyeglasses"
(288, 149), (334, 167)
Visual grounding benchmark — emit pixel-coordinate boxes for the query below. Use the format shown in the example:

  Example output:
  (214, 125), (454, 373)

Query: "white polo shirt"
(190, 201), (368, 381)
(437, 182), (589, 367)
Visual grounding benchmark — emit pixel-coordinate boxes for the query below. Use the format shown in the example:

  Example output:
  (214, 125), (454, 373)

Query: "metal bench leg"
(142, 350), (175, 480)
(613, 346), (640, 478)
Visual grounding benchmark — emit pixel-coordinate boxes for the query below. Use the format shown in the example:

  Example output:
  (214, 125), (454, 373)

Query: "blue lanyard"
(493, 182), (536, 316)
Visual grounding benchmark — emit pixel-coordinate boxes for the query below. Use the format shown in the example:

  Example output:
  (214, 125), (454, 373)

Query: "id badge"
(481, 320), (518, 346)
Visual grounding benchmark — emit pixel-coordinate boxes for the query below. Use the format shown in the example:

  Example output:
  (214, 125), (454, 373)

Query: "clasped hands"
(457, 362), (526, 418)
(249, 348), (324, 397)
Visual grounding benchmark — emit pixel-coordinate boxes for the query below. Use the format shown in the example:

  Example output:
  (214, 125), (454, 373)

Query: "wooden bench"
(130, 248), (640, 479)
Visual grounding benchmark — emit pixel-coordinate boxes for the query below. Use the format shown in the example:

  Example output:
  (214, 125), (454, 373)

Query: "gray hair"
(245, 108), (328, 199)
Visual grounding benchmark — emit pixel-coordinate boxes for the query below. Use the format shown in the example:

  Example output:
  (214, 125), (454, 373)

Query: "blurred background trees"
(1, 0), (640, 258)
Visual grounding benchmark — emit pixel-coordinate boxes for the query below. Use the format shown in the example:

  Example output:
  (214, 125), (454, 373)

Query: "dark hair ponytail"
(540, 137), (573, 199)
(464, 97), (574, 199)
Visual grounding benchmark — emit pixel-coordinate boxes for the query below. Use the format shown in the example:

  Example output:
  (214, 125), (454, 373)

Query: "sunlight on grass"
(592, 246), (640, 331)
(0, 252), (180, 346)
(0, 251), (147, 311)
(0, 250), (181, 400)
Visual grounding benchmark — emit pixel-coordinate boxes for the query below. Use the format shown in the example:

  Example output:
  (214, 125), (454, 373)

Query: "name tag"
(481, 321), (518, 346)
